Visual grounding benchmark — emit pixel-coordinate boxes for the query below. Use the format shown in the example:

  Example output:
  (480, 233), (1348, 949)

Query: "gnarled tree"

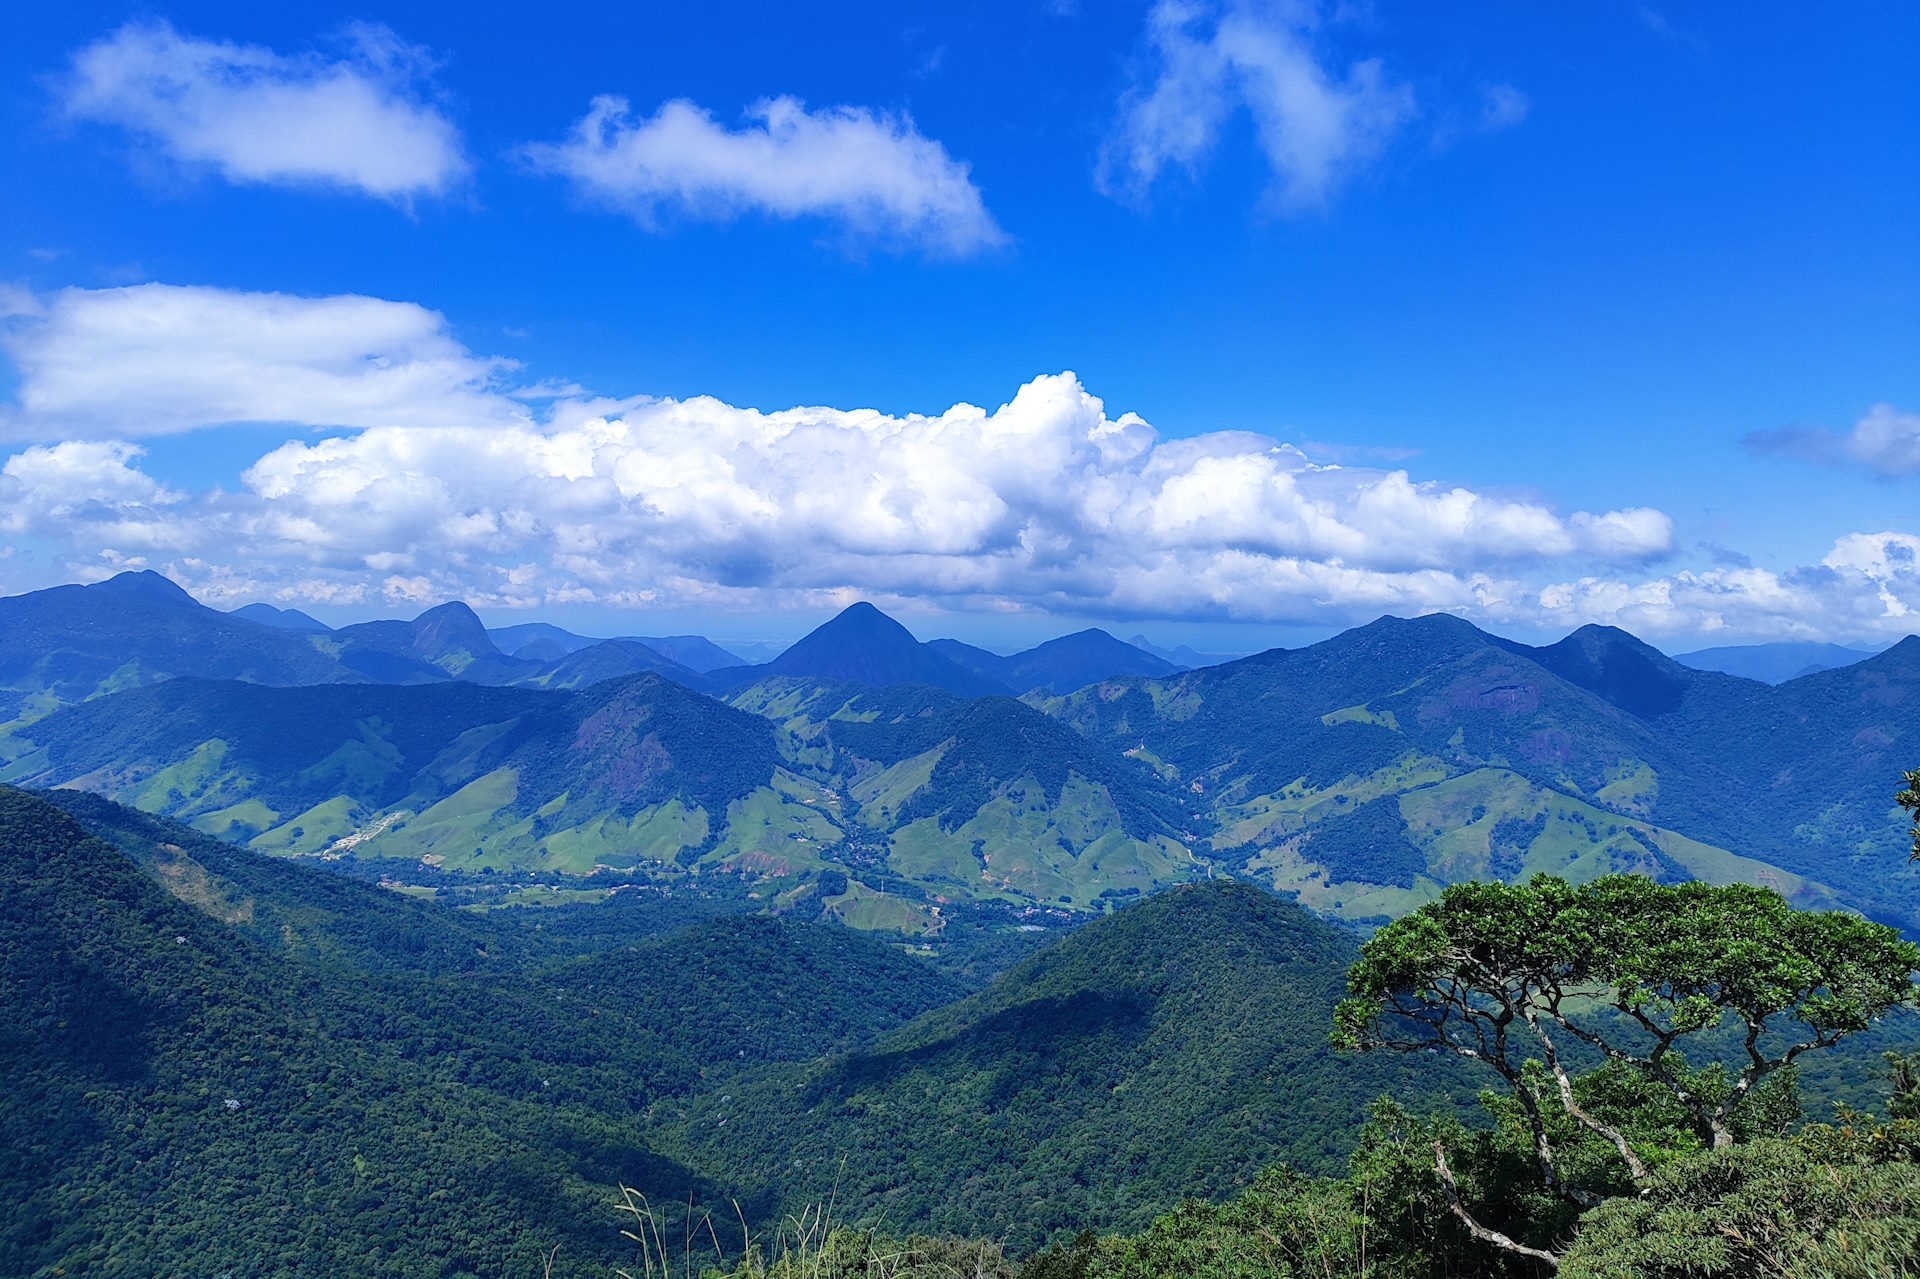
(1332, 874), (1919, 1267)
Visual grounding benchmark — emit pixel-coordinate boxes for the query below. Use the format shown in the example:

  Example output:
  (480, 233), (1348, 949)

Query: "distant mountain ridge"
(718, 606), (1186, 698)
(0, 571), (356, 705)
(230, 601), (330, 632)
(928, 628), (1180, 693)
(1673, 639), (1886, 683)
(1127, 634), (1245, 669)
(0, 574), (722, 734)
(489, 622), (744, 673)
(4, 673), (814, 877)
(1043, 614), (1920, 929)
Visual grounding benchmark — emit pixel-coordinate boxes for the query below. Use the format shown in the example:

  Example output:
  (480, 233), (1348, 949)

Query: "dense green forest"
(0, 786), (983, 1277)
(10, 775), (1918, 1277)
(0, 786), (1468, 1277)
(683, 861), (1920, 1279)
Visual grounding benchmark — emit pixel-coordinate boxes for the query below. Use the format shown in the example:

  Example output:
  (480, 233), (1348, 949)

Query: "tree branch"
(1524, 1011), (1650, 1183)
(1432, 1141), (1561, 1270)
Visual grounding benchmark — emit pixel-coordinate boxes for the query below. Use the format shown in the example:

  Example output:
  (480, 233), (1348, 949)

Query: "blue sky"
(0, 1), (1915, 653)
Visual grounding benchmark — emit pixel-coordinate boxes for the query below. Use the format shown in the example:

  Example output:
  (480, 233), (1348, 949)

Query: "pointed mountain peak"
(780, 602), (919, 655)
(767, 603), (1008, 696)
(1561, 623), (1680, 664)
(812, 601), (911, 639)
(998, 627), (1179, 693)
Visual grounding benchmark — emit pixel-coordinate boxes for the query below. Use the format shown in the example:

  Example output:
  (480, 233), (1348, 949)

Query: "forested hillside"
(0, 786), (976, 1277)
(662, 880), (1478, 1251)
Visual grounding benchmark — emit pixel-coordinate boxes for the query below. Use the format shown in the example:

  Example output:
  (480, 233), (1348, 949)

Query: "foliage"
(1335, 873), (1920, 1198)
(12, 671), (785, 868)
(1902, 766), (1920, 862)
(884, 698), (1187, 839)
(1488, 812), (1548, 881)
(614, 1185), (1020, 1279)
(10, 746), (1920, 1277)
(1557, 1137), (1920, 1278)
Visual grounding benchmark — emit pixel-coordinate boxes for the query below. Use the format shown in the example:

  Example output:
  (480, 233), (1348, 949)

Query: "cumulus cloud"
(1746, 403), (1920, 479)
(1102, 0), (1417, 210)
(0, 285), (42, 320)
(0, 440), (186, 547)
(0, 283), (527, 438)
(212, 375), (1666, 609)
(525, 95), (1003, 255)
(60, 20), (466, 200)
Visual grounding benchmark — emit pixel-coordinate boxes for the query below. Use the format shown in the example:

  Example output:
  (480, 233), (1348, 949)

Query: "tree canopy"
(1332, 873), (1919, 1267)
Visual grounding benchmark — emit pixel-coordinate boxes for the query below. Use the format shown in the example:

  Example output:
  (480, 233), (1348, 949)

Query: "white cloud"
(1842, 405), (1920, 477)
(0, 284), (527, 438)
(1102, 0), (1416, 210)
(1432, 82), (1530, 151)
(60, 20), (466, 200)
(525, 95), (1002, 255)
(1744, 403), (1920, 479)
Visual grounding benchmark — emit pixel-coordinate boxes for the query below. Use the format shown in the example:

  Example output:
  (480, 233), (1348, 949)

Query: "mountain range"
(1673, 639), (1884, 683)
(3, 572), (1917, 933)
(0, 573), (1190, 731)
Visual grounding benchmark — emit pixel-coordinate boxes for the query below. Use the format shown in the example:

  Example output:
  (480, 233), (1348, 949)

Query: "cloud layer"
(61, 20), (466, 200)
(0, 371), (1675, 622)
(1, 282), (1911, 643)
(1103, 0), (1417, 209)
(526, 95), (1003, 255)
